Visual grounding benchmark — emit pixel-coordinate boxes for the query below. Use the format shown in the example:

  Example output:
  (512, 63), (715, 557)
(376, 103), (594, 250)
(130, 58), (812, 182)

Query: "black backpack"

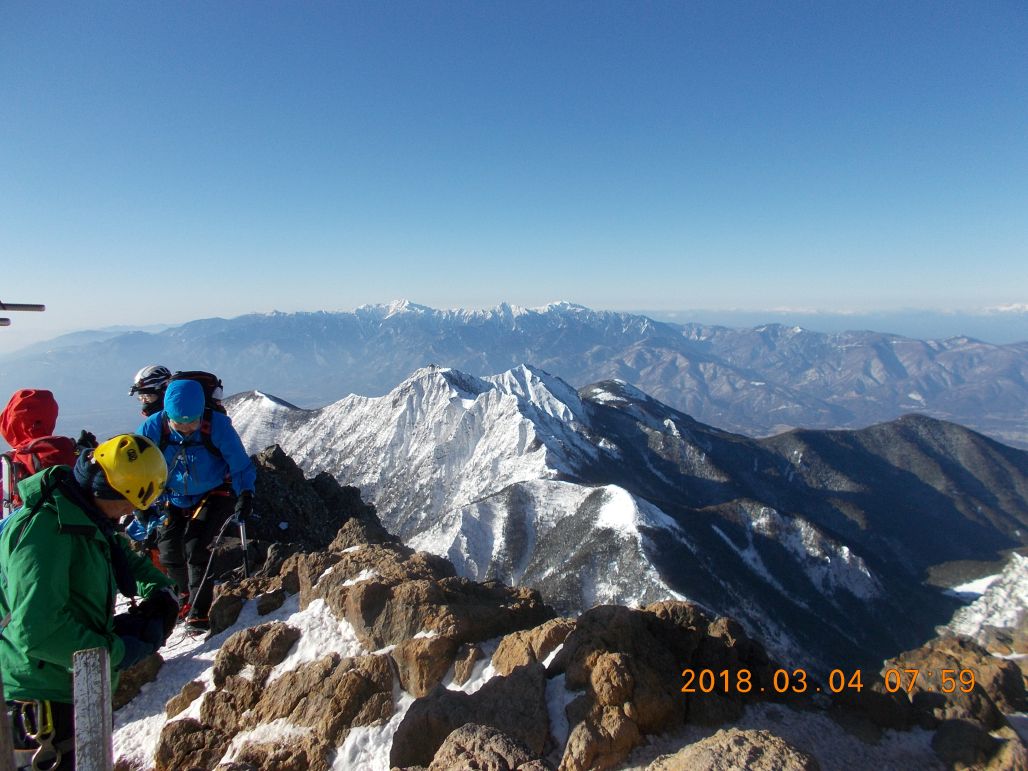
(169, 371), (226, 414)
(159, 371), (227, 459)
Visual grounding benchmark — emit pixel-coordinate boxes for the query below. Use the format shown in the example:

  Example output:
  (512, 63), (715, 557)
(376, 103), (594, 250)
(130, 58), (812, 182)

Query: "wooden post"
(0, 669), (15, 771)
(73, 647), (113, 771)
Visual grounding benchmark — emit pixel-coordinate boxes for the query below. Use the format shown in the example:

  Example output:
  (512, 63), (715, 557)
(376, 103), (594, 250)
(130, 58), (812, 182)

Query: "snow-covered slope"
(408, 479), (691, 612)
(946, 554), (1028, 640)
(229, 365), (1028, 670)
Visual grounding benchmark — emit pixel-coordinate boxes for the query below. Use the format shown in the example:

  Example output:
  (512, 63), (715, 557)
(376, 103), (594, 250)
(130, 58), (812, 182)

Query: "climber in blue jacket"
(137, 378), (255, 631)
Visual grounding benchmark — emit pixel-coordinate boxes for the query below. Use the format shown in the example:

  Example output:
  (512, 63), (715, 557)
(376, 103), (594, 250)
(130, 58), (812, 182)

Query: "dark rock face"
(249, 444), (379, 552)
(390, 664), (551, 769)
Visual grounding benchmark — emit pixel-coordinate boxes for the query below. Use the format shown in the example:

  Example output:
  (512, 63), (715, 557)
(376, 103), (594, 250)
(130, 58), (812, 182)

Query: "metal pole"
(239, 519), (250, 578)
(0, 303), (45, 312)
(73, 647), (113, 771)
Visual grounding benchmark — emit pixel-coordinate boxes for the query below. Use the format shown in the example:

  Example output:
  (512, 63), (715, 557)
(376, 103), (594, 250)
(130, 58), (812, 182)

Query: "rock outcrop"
(117, 445), (1027, 771)
(645, 727), (820, 771)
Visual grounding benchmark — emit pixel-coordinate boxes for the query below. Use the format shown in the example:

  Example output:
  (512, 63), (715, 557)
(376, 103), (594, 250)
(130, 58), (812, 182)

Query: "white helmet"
(129, 364), (172, 396)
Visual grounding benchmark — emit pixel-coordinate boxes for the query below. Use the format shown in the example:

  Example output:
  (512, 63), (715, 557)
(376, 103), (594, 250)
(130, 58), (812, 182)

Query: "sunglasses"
(168, 416), (202, 429)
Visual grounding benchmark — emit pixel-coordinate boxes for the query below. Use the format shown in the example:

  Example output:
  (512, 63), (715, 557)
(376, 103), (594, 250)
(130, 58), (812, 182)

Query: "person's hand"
(76, 429), (98, 452)
(137, 587), (180, 644)
(116, 635), (157, 671)
(234, 490), (254, 523)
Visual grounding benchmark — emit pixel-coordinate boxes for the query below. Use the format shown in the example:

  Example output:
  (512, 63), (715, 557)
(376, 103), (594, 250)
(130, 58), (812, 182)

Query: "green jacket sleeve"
(4, 517), (116, 671)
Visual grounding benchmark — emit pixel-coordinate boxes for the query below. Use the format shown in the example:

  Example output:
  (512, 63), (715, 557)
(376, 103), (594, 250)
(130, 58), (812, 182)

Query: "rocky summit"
(111, 446), (1028, 771)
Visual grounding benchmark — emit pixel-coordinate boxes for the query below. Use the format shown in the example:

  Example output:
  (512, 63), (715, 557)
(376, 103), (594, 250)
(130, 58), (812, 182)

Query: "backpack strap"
(159, 408), (224, 461)
(1, 452), (15, 515)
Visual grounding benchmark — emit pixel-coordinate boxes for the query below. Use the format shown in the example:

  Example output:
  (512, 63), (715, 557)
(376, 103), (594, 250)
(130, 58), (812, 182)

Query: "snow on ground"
(947, 554), (1028, 639)
(112, 594), (415, 771)
(949, 573), (1002, 598)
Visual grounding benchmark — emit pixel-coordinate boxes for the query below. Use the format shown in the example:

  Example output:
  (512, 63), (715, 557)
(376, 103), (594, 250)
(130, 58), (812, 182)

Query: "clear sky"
(1, 1), (1026, 351)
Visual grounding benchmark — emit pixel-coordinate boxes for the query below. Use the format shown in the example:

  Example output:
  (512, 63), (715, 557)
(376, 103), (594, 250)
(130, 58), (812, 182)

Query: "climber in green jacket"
(0, 434), (179, 770)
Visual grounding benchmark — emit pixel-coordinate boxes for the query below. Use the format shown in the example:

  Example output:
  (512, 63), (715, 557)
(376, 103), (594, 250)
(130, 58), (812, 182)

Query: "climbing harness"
(11, 699), (73, 770)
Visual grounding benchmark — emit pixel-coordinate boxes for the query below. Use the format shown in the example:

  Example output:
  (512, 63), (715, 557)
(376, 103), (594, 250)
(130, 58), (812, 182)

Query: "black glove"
(76, 429), (98, 452)
(116, 635), (157, 671)
(137, 587), (180, 644)
(234, 490), (254, 523)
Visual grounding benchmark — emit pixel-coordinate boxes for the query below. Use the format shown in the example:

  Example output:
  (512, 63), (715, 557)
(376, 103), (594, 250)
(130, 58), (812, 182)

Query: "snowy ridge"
(236, 366), (584, 540)
(408, 480), (690, 611)
(229, 363), (1027, 669)
(946, 553), (1028, 639)
(742, 505), (881, 600)
(229, 390), (310, 453)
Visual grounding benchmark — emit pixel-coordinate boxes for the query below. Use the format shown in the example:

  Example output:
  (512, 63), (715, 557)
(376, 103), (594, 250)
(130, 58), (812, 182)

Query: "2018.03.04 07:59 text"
(680, 668), (977, 695)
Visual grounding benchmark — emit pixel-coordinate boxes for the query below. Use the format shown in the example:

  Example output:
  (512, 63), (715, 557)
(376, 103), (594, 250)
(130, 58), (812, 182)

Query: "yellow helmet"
(93, 434), (167, 509)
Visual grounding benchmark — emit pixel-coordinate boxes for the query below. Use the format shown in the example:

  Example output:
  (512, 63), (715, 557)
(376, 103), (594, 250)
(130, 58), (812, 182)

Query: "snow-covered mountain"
(3, 300), (1027, 447)
(946, 554), (1028, 642)
(229, 365), (1028, 671)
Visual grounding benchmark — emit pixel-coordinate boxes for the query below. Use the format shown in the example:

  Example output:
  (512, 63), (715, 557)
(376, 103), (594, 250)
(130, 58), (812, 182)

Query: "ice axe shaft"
(239, 518), (250, 578)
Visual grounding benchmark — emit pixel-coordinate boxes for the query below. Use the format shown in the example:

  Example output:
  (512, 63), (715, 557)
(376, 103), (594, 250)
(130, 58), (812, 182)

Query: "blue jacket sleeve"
(211, 413), (256, 496)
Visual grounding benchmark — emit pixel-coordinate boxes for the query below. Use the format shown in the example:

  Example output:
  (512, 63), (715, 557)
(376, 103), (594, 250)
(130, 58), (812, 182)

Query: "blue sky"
(1, 1), (1026, 350)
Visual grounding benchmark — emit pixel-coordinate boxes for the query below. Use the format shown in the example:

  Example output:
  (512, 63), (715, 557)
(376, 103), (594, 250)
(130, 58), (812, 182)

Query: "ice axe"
(238, 516), (250, 578)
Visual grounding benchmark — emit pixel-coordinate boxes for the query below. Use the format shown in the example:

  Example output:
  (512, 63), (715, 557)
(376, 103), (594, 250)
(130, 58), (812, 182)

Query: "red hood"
(0, 389), (59, 448)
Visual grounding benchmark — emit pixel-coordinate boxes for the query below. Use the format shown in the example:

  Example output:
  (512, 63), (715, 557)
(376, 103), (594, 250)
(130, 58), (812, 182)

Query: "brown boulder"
(153, 717), (230, 771)
(551, 602), (779, 770)
(494, 618), (576, 676)
(250, 445), (361, 551)
(166, 680), (206, 719)
(314, 544), (454, 622)
(885, 635), (1025, 729)
(327, 512), (395, 550)
(344, 574), (553, 654)
(113, 653), (163, 709)
(276, 552), (304, 595)
(296, 551), (342, 610)
(212, 622), (301, 687)
(255, 588), (287, 615)
(560, 705), (641, 771)
(452, 643), (484, 686)
(393, 635), (461, 697)
(983, 726), (1028, 771)
(426, 723), (540, 771)
(391, 663), (549, 768)
(227, 734), (333, 771)
(209, 587), (247, 635)
(247, 653), (394, 745)
(830, 677), (914, 732)
(200, 674), (263, 734)
(645, 727), (820, 770)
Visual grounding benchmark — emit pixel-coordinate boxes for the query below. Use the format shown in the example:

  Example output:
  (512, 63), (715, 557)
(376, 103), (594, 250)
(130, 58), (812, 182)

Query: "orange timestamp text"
(680, 667), (976, 695)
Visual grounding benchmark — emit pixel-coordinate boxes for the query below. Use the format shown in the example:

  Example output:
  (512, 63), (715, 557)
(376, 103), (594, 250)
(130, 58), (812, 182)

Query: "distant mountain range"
(228, 365), (1028, 672)
(2, 301), (1027, 448)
